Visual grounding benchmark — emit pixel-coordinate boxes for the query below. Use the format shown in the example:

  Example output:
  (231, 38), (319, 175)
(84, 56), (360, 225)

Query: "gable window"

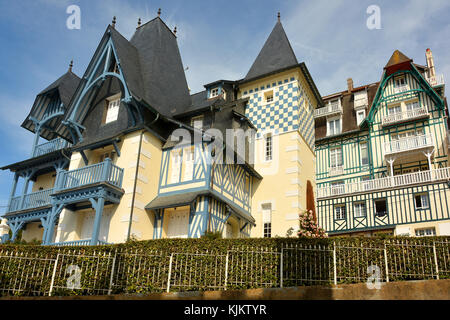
(105, 96), (120, 124)
(330, 147), (343, 168)
(354, 202), (367, 218)
(327, 117), (341, 136)
(406, 101), (421, 111)
(374, 199), (387, 217)
(191, 116), (204, 130)
(264, 90), (274, 103)
(210, 87), (219, 98)
(335, 205), (346, 220)
(262, 204), (272, 238)
(394, 76), (407, 88)
(414, 193), (429, 210)
(360, 142), (369, 166)
(265, 134), (273, 161)
(388, 105), (401, 115)
(356, 110), (366, 125)
(415, 228), (436, 237)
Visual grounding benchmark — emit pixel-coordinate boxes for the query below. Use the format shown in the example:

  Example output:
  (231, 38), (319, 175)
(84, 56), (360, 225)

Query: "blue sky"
(0, 0), (449, 212)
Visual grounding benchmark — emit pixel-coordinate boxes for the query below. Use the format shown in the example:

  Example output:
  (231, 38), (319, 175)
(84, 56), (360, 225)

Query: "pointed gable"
(244, 21), (298, 82)
(130, 17), (191, 116)
(384, 50), (413, 69)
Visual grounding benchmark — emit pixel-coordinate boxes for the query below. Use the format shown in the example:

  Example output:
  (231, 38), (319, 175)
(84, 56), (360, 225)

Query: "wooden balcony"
(6, 188), (53, 213)
(383, 134), (434, 158)
(329, 166), (344, 177)
(317, 167), (450, 199)
(314, 100), (342, 118)
(54, 159), (124, 192)
(426, 74), (445, 87)
(32, 138), (71, 158)
(382, 107), (429, 127)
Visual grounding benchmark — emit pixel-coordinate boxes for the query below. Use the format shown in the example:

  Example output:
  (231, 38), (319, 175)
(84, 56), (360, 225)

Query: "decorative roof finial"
(277, 12), (280, 22)
(158, 8), (161, 17)
(69, 60), (73, 72)
(112, 16), (116, 28)
(137, 18), (141, 29)
(173, 26), (177, 35)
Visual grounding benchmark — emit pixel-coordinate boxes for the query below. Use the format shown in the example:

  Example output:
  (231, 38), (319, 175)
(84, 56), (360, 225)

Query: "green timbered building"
(315, 49), (450, 237)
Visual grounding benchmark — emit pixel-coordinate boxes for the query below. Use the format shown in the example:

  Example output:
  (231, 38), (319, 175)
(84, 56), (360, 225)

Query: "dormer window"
(210, 87), (219, 98)
(356, 110), (366, 125)
(191, 115), (203, 129)
(104, 95), (121, 124)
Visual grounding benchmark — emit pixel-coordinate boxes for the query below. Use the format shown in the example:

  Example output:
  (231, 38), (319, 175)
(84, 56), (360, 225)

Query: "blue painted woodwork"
(32, 138), (71, 158)
(7, 188), (53, 213)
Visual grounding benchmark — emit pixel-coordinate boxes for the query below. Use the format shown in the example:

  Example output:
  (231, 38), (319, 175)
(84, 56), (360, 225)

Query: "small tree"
(297, 210), (327, 238)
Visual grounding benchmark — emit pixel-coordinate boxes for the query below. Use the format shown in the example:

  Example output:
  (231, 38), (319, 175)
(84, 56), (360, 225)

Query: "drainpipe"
(126, 129), (144, 242)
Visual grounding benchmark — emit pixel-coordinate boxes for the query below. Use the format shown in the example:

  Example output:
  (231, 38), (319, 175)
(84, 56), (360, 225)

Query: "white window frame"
(415, 228), (436, 237)
(210, 87), (219, 98)
(356, 109), (366, 125)
(360, 142), (369, 166)
(330, 147), (343, 168)
(415, 193), (430, 210)
(105, 96), (121, 124)
(191, 115), (204, 130)
(182, 147), (195, 182)
(335, 205), (346, 220)
(262, 203), (272, 238)
(354, 202), (367, 218)
(327, 117), (341, 136)
(170, 150), (182, 184)
(406, 100), (421, 111)
(388, 105), (402, 115)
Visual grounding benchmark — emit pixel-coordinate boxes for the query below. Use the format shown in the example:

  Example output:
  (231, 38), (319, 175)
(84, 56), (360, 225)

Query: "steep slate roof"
(130, 17), (191, 117)
(384, 50), (413, 69)
(22, 70), (81, 140)
(37, 71), (81, 109)
(244, 21), (298, 82)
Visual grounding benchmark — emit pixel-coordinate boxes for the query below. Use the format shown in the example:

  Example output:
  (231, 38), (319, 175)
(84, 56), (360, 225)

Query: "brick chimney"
(426, 48), (436, 78)
(347, 78), (354, 93)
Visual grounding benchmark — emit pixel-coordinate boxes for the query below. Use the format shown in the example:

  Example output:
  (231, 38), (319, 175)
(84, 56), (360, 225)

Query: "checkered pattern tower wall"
(243, 76), (315, 149)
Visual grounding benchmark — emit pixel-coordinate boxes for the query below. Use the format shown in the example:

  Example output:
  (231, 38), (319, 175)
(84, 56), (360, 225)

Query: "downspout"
(126, 112), (160, 241)
(126, 129), (144, 242)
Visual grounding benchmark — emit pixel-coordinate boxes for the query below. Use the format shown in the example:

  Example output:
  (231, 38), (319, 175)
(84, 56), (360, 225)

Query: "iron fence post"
(108, 253), (117, 295)
(166, 253), (173, 293)
(280, 249), (284, 288)
(384, 243), (389, 283)
(333, 242), (337, 285)
(224, 252), (229, 290)
(48, 254), (60, 296)
(433, 242), (439, 280)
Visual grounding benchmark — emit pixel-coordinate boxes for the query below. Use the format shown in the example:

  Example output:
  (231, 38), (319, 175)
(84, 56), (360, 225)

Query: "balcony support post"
(19, 169), (36, 210)
(89, 195), (105, 246)
(386, 158), (395, 187)
(6, 173), (19, 212)
(30, 124), (42, 158)
(423, 150), (435, 180)
(9, 220), (25, 242)
(44, 204), (64, 245)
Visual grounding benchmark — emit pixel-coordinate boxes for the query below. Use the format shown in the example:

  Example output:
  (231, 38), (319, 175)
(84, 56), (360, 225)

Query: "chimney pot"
(347, 78), (354, 93)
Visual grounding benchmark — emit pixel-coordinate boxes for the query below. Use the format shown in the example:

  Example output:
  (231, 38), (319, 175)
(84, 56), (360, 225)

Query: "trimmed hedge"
(0, 236), (448, 297)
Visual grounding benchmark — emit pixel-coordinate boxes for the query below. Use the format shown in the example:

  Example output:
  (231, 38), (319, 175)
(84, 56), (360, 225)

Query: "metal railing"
(426, 74), (445, 87)
(48, 240), (109, 247)
(394, 85), (409, 94)
(317, 167), (450, 198)
(329, 166), (344, 177)
(0, 239), (448, 297)
(54, 159), (124, 192)
(383, 133), (434, 156)
(314, 100), (342, 118)
(7, 188), (53, 213)
(33, 138), (71, 158)
(382, 107), (429, 126)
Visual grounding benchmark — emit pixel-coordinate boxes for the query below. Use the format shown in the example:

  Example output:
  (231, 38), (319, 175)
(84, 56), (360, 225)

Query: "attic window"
(104, 95), (121, 124)
(210, 87), (219, 98)
(264, 90), (274, 103)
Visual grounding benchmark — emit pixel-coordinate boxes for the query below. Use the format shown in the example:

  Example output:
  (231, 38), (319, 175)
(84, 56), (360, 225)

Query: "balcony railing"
(314, 100), (342, 118)
(7, 188), (53, 213)
(54, 159), (124, 192)
(329, 166), (344, 177)
(425, 74), (445, 87)
(393, 85), (409, 94)
(33, 138), (71, 158)
(317, 167), (450, 198)
(384, 134), (434, 156)
(48, 239), (109, 247)
(382, 107), (429, 126)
